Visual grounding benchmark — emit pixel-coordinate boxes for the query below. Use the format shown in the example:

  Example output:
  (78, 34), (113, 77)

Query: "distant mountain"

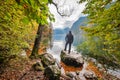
(53, 27), (70, 41)
(71, 16), (87, 30)
(71, 16), (88, 46)
(52, 16), (88, 43)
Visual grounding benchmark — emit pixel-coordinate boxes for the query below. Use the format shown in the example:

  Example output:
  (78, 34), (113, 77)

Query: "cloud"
(48, 0), (86, 29)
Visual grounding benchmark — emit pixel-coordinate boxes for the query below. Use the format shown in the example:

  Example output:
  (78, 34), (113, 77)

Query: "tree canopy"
(78, 0), (120, 67)
(0, 0), (54, 62)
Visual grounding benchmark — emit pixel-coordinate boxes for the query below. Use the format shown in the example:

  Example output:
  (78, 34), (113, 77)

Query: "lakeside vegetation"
(77, 0), (120, 68)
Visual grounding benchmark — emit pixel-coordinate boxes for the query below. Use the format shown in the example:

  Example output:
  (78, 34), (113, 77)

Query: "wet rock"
(44, 65), (61, 80)
(40, 53), (55, 67)
(84, 70), (98, 80)
(33, 62), (44, 71)
(60, 50), (84, 67)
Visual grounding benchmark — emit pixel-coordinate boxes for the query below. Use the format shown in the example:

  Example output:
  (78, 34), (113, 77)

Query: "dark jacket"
(65, 32), (74, 43)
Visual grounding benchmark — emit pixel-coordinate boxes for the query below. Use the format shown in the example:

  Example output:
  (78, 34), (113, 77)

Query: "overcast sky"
(48, 0), (86, 29)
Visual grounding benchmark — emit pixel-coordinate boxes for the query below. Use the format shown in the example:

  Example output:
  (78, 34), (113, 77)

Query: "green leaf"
(21, 17), (30, 24)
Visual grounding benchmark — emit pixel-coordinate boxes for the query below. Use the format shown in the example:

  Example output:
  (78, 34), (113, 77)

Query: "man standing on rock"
(64, 31), (74, 53)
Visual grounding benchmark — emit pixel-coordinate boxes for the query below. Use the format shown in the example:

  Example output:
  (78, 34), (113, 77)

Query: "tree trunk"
(30, 24), (44, 58)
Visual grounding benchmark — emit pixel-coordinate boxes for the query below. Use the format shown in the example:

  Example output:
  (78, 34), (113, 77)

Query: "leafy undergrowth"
(86, 62), (103, 79)
(60, 61), (101, 77)
(103, 74), (120, 80)
(60, 62), (83, 72)
(86, 62), (120, 80)
(0, 56), (44, 80)
(61, 61), (120, 80)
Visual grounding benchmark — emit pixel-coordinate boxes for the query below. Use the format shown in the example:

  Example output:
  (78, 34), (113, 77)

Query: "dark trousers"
(64, 42), (72, 53)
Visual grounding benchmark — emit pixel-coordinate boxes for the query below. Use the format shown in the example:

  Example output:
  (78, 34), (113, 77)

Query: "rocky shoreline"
(0, 50), (120, 80)
(33, 51), (99, 80)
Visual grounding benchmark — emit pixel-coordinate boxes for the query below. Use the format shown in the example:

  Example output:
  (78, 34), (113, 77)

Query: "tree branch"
(51, 1), (73, 17)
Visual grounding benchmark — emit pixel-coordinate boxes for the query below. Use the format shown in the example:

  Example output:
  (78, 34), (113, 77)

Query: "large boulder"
(44, 65), (61, 80)
(60, 50), (84, 67)
(40, 53), (55, 67)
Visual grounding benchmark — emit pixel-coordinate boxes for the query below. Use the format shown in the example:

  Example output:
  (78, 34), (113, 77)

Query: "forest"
(77, 0), (120, 68)
(0, 0), (120, 80)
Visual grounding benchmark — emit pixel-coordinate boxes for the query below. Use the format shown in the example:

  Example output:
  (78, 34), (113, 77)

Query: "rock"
(97, 63), (103, 69)
(40, 53), (55, 67)
(20, 50), (27, 57)
(60, 50), (84, 67)
(44, 65), (61, 80)
(84, 70), (98, 80)
(55, 58), (62, 69)
(74, 75), (81, 80)
(61, 74), (73, 80)
(66, 72), (75, 78)
(33, 62), (44, 71)
(61, 67), (65, 75)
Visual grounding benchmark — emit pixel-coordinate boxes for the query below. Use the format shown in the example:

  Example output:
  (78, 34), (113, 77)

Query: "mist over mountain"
(49, 0), (86, 29)
(71, 16), (87, 46)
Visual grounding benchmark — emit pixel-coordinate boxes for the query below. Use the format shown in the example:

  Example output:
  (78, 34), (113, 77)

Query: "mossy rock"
(40, 53), (55, 67)
(33, 62), (44, 71)
(44, 65), (61, 80)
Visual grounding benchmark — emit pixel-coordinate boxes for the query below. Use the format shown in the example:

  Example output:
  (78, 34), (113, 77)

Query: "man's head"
(69, 31), (72, 34)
